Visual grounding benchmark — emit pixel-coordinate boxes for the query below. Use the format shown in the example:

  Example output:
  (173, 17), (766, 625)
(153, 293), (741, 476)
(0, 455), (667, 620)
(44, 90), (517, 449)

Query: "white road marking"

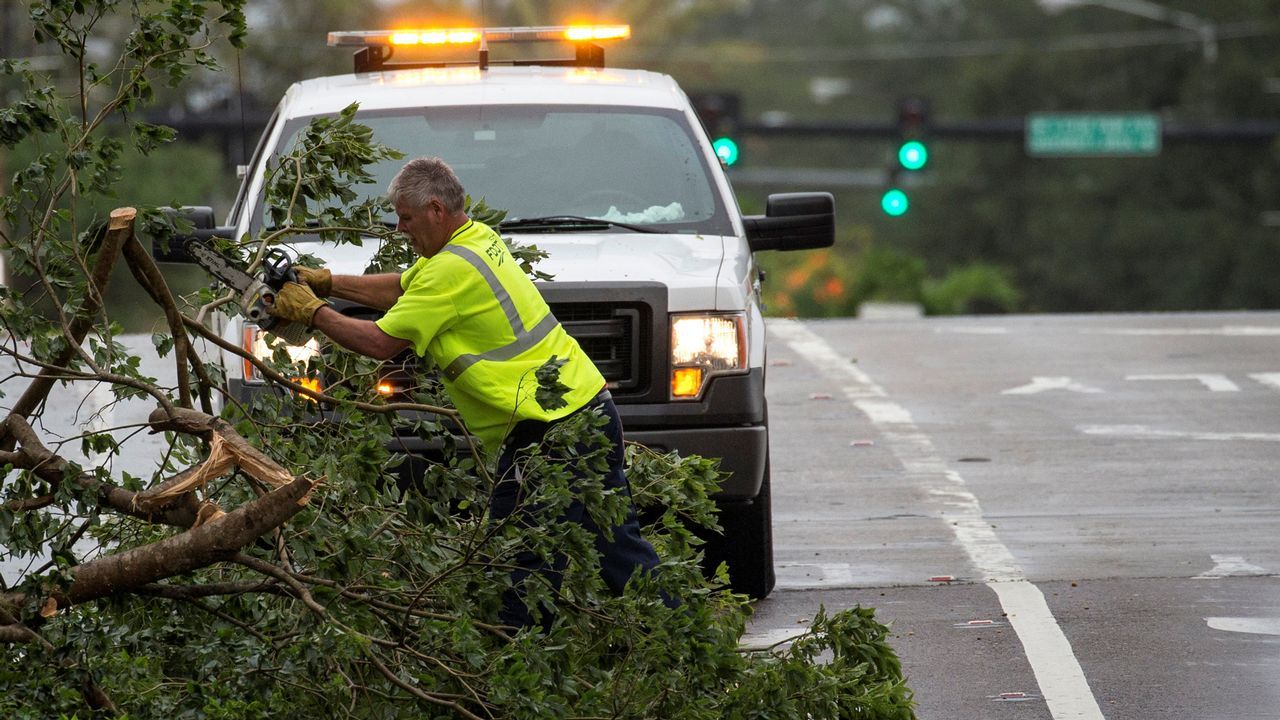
(1193, 555), (1271, 579)
(770, 318), (1105, 720)
(1251, 373), (1280, 391)
(1002, 377), (1104, 395)
(777, 562), (855, 589)
(936, 326), (1009, 334)
(1088, 326), (1280, 336)
(1126, 373), (1240, 392)
(739, 626), (811, 650)
(854, 399), (914, 425)
(1206, 618), (1280, 636)
(1079, 425), (1280, 443)
(991, 581), (1106, 715)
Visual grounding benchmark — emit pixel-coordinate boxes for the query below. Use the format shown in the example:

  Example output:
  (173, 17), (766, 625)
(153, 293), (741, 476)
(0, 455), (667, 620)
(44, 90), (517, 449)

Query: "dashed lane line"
(1125, 373), (1240, 392)
(1079, 425), (1280, 443)
(769, 318), (1105, 720)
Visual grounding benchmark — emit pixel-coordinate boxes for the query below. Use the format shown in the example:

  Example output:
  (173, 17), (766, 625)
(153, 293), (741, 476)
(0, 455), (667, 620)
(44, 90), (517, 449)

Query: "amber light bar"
(327, 24), (630, 48)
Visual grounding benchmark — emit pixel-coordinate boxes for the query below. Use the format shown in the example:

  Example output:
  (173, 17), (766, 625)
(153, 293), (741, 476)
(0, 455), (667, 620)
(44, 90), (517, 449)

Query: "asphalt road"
(747, 310), (1280, 720)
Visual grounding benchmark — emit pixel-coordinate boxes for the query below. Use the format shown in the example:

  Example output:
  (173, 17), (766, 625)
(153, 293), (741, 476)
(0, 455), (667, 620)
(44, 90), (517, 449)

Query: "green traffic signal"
(898, 140), (928, 170)
(712, 136), (739, 166)
(881, 188), (909, 216)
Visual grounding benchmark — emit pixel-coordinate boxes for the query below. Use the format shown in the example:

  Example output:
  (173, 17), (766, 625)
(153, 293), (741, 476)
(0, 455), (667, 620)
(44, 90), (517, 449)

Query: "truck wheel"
(708, 455), (776, 599)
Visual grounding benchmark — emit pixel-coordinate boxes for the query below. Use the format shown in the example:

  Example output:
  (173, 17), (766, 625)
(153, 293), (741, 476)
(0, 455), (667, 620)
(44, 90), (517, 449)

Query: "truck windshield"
(266, 105), (733, 236)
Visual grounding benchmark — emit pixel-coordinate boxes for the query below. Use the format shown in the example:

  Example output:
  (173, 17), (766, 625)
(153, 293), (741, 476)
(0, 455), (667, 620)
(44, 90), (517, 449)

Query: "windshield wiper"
(498, 215), (661, 234)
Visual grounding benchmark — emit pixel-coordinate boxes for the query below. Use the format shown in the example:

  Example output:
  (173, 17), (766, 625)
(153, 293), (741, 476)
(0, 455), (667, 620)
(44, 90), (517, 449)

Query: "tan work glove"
(268, 282), (327, 328)
(294, 265), (332, 297)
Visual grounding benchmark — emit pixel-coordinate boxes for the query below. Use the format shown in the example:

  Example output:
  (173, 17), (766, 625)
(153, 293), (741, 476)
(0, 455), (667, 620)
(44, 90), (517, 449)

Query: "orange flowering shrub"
(760, 248), (862, 317)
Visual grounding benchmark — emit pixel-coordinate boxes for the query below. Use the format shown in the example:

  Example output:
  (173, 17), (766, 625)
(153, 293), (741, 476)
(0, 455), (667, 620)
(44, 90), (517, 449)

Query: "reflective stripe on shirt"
(443, 244), (525, 336)
(439, 243), (561, 381)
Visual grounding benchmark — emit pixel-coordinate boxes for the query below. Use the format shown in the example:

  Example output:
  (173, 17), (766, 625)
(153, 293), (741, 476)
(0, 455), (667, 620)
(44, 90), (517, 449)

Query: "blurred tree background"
(4, 0), (1277, 316)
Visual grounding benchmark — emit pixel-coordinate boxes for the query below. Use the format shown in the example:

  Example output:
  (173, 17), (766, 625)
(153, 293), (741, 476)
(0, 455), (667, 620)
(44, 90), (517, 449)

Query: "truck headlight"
(670, 313), (746, 400)
(243, 324), (323, 393)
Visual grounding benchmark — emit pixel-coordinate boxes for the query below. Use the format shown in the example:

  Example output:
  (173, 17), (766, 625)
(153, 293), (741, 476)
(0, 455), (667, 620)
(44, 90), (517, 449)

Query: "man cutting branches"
(268, 156), (667, 628)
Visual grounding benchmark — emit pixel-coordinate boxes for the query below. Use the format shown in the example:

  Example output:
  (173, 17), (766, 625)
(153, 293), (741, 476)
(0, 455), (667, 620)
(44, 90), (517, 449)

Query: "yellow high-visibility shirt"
(376, 220), (605, 455)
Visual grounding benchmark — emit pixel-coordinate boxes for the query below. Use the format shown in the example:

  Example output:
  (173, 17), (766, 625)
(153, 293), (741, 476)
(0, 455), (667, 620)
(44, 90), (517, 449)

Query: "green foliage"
(0, 2), (916, 718)
(922, 264), (1022, 316)
(532, 355), (570, 411)
(850, 246), (927, 309)
(263, 102), (404, 238)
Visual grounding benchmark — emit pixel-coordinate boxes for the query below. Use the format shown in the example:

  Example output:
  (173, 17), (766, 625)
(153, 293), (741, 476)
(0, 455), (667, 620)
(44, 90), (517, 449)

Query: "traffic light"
(690, 91), (742, 166)
(881, 96), (931, 216)
(898, 140), (928, 171)
(712, 137), (740, 166)
(880, 188), (909, 217)
(895, 96), (930, 171)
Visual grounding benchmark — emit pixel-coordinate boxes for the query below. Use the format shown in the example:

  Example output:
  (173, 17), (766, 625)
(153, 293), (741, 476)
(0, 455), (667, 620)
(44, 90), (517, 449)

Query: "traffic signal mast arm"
(733, 117), (1280, 144)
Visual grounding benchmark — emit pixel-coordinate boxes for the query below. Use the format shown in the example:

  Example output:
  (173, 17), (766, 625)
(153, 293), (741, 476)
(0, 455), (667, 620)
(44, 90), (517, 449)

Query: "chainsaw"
(186, 239), (312, 346)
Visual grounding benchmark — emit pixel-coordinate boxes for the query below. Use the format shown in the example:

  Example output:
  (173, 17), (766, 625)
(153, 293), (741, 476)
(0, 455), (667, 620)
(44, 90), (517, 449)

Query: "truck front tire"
(705, 454), (775, 599)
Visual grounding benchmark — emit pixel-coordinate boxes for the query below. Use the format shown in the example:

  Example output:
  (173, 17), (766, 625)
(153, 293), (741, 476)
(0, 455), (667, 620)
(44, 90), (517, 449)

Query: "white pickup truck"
(167, 25), (833, 598)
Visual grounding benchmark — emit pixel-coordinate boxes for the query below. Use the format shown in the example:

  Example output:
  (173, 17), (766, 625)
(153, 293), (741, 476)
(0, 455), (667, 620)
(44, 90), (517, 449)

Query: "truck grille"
(336, 281), (668, 404)
(550, 303), (642, 392)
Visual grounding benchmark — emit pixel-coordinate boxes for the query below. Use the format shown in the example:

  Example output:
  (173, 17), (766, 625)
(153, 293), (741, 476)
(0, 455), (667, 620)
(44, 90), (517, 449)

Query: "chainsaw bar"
(185, 239), (260, 294)
(185, 238), (285, 330)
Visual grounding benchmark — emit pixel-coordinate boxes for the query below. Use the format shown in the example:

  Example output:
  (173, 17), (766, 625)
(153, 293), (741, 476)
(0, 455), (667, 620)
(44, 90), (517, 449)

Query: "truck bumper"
(614, 369), (768, 500)
(625, 424), (767, 500)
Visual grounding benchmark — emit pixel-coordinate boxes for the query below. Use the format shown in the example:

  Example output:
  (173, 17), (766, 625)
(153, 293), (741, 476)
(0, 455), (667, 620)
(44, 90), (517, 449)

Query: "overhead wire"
(623, 20), (1270, 63)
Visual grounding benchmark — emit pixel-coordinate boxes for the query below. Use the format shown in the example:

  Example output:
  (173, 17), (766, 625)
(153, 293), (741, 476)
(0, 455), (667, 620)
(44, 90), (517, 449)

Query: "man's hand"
(269, 282), (327, 327)
(295, 266), (332, 297)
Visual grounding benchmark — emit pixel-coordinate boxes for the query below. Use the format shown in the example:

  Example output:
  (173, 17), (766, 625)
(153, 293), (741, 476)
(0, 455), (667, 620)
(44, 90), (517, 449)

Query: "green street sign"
(1026, 113), (1162, 157)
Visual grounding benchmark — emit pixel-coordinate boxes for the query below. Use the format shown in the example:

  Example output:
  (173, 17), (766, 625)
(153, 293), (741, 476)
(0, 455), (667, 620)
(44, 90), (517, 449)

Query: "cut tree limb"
(1, 402), (317, 625)
(2, 414), (201, 526)
(121, 233), (196, 410)
(146, 406), (294, 488)
(0, 474), (315, 620)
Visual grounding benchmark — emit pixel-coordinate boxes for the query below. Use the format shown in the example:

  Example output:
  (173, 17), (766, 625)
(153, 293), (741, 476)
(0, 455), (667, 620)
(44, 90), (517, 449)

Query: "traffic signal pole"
(733, 114), (1279, 217)
(738, 117), (1280, 144)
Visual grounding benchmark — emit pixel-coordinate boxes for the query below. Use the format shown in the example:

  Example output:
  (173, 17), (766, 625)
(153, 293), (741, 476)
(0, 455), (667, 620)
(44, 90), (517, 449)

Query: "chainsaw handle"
(262, 248), (297, 290)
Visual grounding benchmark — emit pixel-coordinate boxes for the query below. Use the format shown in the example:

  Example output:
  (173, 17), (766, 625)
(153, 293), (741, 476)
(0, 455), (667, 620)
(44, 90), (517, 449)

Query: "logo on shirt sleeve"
(484, 236), (505, 267)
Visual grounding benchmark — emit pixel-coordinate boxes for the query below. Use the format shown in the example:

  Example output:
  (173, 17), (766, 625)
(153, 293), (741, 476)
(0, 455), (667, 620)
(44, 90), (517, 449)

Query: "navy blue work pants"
(491, 392), (664, 628)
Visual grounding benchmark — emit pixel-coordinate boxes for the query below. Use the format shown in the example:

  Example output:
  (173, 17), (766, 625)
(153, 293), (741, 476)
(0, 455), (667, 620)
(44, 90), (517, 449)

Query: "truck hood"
(307, 232), (735, 313)
(525, 231), (724, 279)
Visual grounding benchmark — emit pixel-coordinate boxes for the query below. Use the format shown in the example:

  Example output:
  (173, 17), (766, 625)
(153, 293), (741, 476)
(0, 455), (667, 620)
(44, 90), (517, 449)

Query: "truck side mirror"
(743, 192), (835, 252)
(150, 206), (237, 262)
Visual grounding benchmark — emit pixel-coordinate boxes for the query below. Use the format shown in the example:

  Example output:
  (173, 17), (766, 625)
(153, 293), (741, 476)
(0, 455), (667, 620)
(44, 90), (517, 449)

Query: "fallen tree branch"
(2, 414), (201, 527)
(232, 554), (327, 617)
(121, 233), (196, 410)
(145, 406), (293, 488)
(0, 624), (39, 644)
(80, 675), (118, 713)
(0, 607), (53, 650)
(365, 649), (489, 720)
(136, 579), (280, 600)
(0, 474), (315, 621)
